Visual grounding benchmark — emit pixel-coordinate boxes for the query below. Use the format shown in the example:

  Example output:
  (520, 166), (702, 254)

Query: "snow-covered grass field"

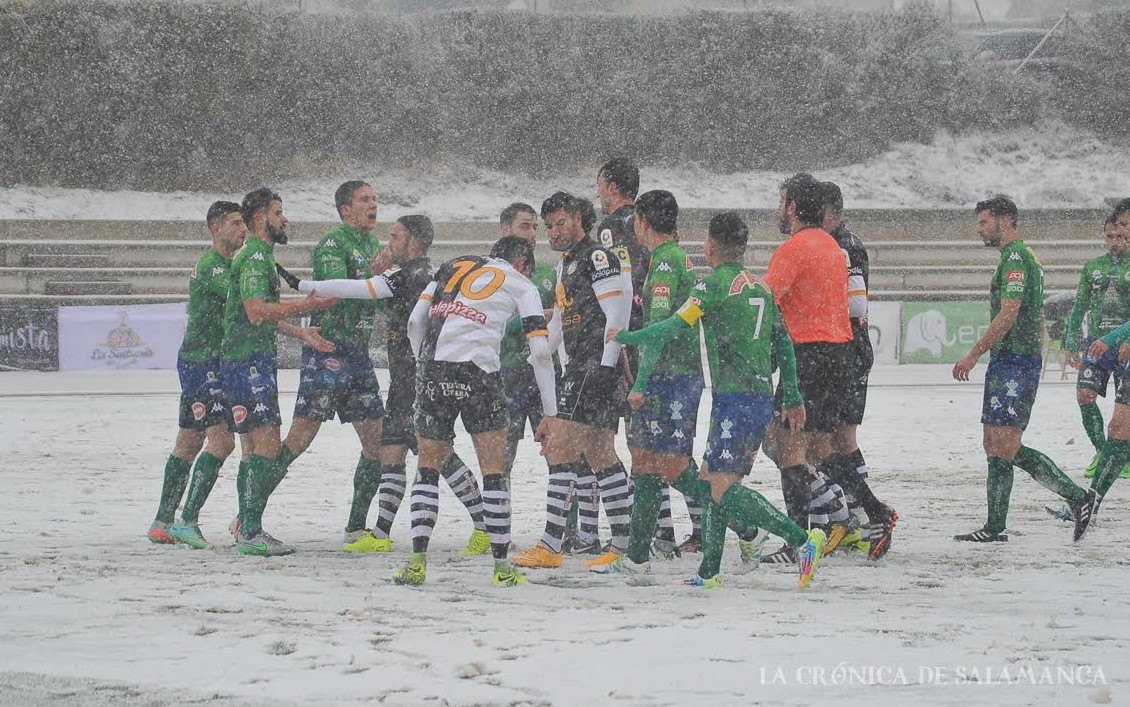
(0, 364), (1125, 706)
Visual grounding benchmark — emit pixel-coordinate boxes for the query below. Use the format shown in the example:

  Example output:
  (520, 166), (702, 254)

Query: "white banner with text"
(58, 303), (186, 371)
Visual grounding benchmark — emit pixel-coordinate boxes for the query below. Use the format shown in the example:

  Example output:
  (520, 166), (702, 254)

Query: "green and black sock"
(180, 451), (223, 524)
(155, 455), (192, 524)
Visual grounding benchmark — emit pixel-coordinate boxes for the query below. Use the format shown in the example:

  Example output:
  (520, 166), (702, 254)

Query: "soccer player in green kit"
(221, 188), (338, 556)
(610, 212), (826, 589)
(952, 196), (1097, 543)
(1065, 212), (1130, 481)
(148, 201), (246, 547)
(584, 189), (705, 571)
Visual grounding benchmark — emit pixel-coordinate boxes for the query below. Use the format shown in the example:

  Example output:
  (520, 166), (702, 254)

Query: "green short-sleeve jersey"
(673, 263), (783, 395)
(179, 247), (232, 363)
(1065, 253), (1130, 349)
(500, 259), (557, 373)
(220, 236), (280, 361)
(643, 239), (701, 378)
(310, 224), (381, 346)
(991, 239), (1043, 357)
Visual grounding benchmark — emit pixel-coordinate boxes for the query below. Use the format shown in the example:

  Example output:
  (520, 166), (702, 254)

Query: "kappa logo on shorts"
(253, 403), (269, 414)
(232, 405), (248, 424)
(210, 402), (225, 413)
(191, 402), (207, 421)
(719, 449), (734, 461)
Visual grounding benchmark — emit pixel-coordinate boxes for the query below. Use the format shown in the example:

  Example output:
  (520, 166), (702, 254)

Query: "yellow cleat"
(393, 554), (427, 586)
(343, 530), (392, 554)
(459, 529), (491, 556)
(511, 541), (564, 568)
(822, 522), (849, 557)
(581, 549), (622, 569)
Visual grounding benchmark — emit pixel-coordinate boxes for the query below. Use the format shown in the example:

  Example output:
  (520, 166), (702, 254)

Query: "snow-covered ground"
(2, 124), (1128, 222)
(0, 364), (1125, 706)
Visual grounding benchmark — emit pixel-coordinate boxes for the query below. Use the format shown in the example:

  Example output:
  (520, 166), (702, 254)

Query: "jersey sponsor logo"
(652, 284), (671, 297)
(567, 262), (578, 275)
(1006, 270), (1025, 283)
(1005, 282), (1024, 294)
(232, 405), (248, 424)
(191, 401), (207, 420)
(437, 380), (473, 399)
(600, 229), (614, 247)
(657, 262), (673, 272)
(728, 271), (760, 296)
(591, 250), (610, 270)
(324, 357), (341, 372)
(428, 299), (487, 325)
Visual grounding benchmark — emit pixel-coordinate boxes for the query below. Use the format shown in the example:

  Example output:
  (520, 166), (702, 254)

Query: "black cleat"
(1071, 489), (1098, 542)
(954, 526), (1009, 542)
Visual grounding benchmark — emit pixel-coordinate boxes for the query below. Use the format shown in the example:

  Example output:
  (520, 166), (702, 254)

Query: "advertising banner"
(866, 301), (901, 365)
(0, 307), (59, 372)
(900, 301), (990, 364)
(58, 303), (186, 371)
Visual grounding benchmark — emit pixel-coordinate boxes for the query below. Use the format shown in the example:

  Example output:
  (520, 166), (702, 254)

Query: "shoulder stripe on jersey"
(525, 328), (549, 339)
(596, 290), (623, 301)
(419, 292), (433, 302)
(366, 279), (379, 299)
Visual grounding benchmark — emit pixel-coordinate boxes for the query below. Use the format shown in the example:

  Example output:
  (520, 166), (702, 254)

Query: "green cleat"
(170, 520), (213, 550)
(737, 532), (769, 568)
(459, 529), (491, 556)
(682, 574), (723, 588)
(342, 530), (392, 554)
(491, 562), (527, 587)
(393, 553), (427, 586)
(237, 531), (296, 557)
(591, 555), (651, 575)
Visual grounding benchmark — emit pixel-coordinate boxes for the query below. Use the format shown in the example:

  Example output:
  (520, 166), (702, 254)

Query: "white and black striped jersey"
(415, 256), (547, 374)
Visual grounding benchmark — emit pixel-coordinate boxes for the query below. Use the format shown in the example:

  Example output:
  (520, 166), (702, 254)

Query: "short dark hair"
(578, 197), (597, 235)
(1112, 198), (1130, 220)
(780, 173), (824, 227)
(500, 202), (537, 226)
(334, 180), (371, 216)
(598, 158), (640, 200)
(821, 181), (843, 214)
(708, 212), (749, 251)
(241, 187), (281, 228)
(635, 189), (678, 236)
(540, 191), (584, 220)
(975, 195), (1019, 225)
(397, 214), (434, 250)
(490, 235), (534, 266)
(206, 200), (241, 228)
(1105, 212), (1119, 227)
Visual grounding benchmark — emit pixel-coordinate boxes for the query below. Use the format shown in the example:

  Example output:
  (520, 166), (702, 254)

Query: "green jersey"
(310, 224), (381, 347)
(500, 259), (556, 376)
(179, 247), (232, 363)
(619, 262), (800, 406)
(991, 239), (1043, 357)
(641, 239), (701, 378)
(220, 236), (280, 361)
(1065, 252), (1130, 350)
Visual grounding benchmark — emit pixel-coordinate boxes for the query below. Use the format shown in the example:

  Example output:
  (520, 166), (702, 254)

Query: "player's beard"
(267, 222), (288, 245)
(778, 213), (790, 236)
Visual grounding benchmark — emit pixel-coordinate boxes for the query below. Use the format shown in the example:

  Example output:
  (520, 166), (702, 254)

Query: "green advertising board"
(900, 301), (990, 364)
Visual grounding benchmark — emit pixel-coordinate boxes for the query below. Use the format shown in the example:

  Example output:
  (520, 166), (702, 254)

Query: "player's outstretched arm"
(243, 292), (337, 324)
(298, 274), (394, 301)
(278, 321), (336, 353)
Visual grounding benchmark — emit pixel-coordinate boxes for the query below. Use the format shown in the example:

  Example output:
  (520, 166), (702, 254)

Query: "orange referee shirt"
(764, 227), (852, 344)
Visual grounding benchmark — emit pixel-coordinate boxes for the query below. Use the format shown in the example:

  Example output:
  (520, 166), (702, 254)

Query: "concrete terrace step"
(43, 281), (132, 296)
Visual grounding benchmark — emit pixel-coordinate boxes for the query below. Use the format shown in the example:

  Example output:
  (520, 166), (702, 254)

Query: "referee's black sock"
(779, 464), (811, 530)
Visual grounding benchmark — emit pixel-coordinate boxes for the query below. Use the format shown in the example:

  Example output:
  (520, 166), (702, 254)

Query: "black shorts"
(557, 364), (620, 432)
(842, 325), (874, 426)
(776, 341), (854, 434)
(414, 361), (509, 441)
(380, 379), (417, 452)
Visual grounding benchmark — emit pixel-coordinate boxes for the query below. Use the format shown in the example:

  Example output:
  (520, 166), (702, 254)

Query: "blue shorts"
(176, 356), (231, 431)
(626, 373), (703, 455)
(703, 392), (775, 475)
(292, 345), (384, 424)
(220, 354), (281, 434)
(981, 351), (1041, 430)
(1078, 337), (1123, 397)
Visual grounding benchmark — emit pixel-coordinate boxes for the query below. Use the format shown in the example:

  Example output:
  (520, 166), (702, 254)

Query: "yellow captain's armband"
(676, 297), (704, 326)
